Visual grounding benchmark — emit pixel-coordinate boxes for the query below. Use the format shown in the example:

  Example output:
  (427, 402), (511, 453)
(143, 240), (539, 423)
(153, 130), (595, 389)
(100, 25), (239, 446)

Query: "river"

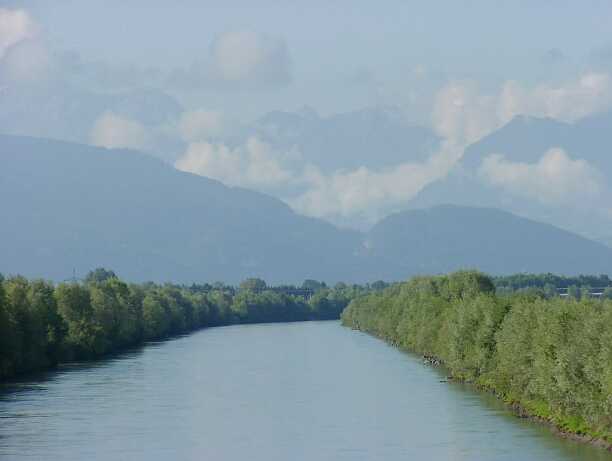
(0, 321), (609, 460)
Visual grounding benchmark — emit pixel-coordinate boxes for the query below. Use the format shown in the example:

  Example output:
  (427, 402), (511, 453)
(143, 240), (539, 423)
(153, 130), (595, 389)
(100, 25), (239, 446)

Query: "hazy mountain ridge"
(2, 134), (611, 283)
(227, 106), (440, 171)
(366, 205), (612, 279)
(462, 111), (612, 176)
(410, 110), (612, 246)
(0, 134), (363, 283)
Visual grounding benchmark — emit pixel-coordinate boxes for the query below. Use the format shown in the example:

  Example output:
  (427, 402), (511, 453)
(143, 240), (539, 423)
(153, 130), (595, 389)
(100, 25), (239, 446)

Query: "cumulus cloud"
(0, 8), (50, 83)
(432, 73), (612, 146)
(432, 81), (498, 145)
(289, 142), (462, 222)
(175, 137), (294, 190)
(498, 73), (612, 123)
(170, 30), (292, 90)
(0, 8), (36, 59)
(176, 136), (461, 224)
(177, 109), (226, 142)
(90, 112), (152, 150)
(478, 148), (604, 205)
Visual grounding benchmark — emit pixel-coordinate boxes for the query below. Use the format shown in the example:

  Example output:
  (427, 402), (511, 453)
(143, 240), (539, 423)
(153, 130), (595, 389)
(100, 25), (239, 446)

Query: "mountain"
(0, 134), (362, 284)
(227, 106), (440, 171)
(2, 134), (611, 283)
(364, 205), (612, 280)
(462, 112), (612, 177)
(410, 111), (612, 246)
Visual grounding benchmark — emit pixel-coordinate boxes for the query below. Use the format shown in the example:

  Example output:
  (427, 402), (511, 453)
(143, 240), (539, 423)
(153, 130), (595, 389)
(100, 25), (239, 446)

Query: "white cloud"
(90, 112), (151, 150)
(478, 148), (604, 205)
(176, 134), (461, 224)
(175, 137), (294, 189)
(498, 73), (612, 123)
(432, 73), (612, 146)
(210, 31), (291, 86)
(432, 81), (498, 145)
(0, 8), (50, 83)
(177, 109), (225, 142)
(0, 8), (36, 59)
(289, 142), (462, 222)
(170, 30), (291, 90)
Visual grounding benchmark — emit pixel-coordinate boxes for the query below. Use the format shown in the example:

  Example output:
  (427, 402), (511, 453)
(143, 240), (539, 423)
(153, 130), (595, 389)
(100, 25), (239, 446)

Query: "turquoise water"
(0, 321), (609, 460)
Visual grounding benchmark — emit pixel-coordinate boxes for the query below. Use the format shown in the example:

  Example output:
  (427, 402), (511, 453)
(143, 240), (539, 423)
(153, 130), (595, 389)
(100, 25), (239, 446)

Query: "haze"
(1, 1), (611, 230)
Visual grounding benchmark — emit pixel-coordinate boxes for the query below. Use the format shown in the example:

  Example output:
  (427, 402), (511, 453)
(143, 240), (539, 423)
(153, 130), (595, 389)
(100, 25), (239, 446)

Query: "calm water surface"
(0, 321), (610, 460)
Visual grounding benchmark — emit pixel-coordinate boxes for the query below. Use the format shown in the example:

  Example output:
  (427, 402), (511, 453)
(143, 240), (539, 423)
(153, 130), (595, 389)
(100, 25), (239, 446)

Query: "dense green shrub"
(341, 270), (612, 443)
(0, 270), (372, 381)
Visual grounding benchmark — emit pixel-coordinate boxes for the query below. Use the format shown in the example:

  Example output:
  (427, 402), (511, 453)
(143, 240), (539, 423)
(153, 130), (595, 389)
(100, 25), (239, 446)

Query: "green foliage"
(85, 268), (118, 283)
(341, 270), (612, 442)
(494, 273), (612, 291)
(0, 271), (367, 381)
(239, 278), (267, 292)
(301, 279), (327, 291)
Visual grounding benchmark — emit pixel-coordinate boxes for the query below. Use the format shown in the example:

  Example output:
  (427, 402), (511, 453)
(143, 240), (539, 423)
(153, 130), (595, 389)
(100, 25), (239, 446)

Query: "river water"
(0, 321), (609, 460)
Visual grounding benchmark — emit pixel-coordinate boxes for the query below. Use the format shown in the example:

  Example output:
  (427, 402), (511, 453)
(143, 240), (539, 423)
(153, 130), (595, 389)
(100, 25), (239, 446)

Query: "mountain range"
(410, 110), (612, 246)
(2, 134), (612, 283)
(226, 105), (440, 171)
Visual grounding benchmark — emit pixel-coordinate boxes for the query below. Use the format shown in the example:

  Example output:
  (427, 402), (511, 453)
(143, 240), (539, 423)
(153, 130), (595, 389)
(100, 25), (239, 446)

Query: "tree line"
(341, 271), (612, 445)
(0, 269), (378, 381)
(493, 273), (612, 299)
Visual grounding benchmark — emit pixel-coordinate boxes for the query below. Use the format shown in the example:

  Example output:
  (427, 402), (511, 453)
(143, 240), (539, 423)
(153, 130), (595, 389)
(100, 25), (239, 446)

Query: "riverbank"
(341, 270), (612, 451)
(0, 270), (369, 381)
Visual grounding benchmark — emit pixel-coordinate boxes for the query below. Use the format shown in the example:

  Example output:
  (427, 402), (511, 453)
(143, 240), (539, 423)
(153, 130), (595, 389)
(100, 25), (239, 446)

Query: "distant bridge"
(556, 287), (611, 298)
(251, 287), (315, 300)
(194, 286), (315, 300)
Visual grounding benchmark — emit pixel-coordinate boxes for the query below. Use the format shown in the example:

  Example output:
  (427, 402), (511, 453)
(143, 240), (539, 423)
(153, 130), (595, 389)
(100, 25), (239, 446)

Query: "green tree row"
(0, 270), (373, 381)
(341, 271), (612, 444)
(493, 273), (612, 290)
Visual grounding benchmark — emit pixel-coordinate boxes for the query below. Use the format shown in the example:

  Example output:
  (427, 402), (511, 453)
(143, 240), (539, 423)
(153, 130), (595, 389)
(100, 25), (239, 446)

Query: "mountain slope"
(365, 205), (612, 279)
(409, 111), (612, 246)
(2, 135), (611, 283)
(0, 134), (362, 283)
(462, 112), (612, 178)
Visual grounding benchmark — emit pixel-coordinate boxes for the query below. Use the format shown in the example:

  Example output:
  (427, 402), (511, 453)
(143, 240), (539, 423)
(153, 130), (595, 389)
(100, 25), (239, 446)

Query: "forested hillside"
(341, 271), (612, 447)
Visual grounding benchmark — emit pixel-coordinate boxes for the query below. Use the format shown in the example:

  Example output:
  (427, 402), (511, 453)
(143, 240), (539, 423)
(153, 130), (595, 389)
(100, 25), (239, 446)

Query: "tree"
(55, 282), (106, 358)
(85, 268), (117, 284)
(239, 278), (267, 292)
(28, 279), (66, 366)
(302, 280), (326, 291)
(142, 292), (170, 340)
(370, 280), (388, 291)
(0, 274), (18, 379)
(567, 285), (581, 300)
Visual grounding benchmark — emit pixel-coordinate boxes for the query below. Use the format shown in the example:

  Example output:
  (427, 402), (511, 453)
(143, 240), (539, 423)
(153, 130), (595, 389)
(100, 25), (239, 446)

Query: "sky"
(6, 0), (612, 115)
(2, 1), (612, 228)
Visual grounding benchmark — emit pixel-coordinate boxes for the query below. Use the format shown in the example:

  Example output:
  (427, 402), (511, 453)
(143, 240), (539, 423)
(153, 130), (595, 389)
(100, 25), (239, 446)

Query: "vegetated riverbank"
(0, 268), (375, 381)
(341, 271), (612, 451)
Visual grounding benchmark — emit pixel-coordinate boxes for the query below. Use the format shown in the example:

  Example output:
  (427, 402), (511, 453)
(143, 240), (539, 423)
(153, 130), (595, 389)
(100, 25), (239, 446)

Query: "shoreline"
(357, 326), (612, 453)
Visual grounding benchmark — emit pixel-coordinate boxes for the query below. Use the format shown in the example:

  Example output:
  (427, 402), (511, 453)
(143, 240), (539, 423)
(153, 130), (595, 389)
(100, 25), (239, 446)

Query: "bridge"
(556, 287), (611, 298)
